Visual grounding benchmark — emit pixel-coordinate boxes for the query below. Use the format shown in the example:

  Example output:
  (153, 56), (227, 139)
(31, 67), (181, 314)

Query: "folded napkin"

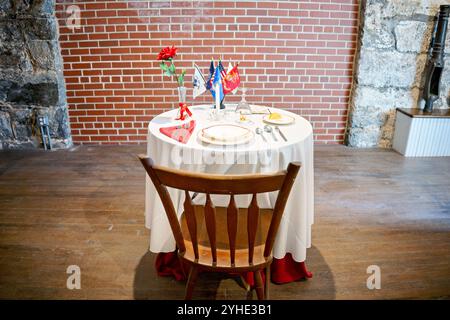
(159, 120), (196, 144)
(250, 105), (270, 114)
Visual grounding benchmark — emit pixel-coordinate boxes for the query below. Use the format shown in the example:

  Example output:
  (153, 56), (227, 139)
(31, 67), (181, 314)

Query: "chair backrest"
(139, 155), (300, 266)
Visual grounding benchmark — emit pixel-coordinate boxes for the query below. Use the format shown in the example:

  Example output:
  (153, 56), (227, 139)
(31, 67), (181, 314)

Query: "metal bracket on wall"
(37, 115), (52, 150)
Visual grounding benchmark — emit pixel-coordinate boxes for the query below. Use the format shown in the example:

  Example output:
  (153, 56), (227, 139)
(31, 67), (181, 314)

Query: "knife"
(276, 126), (287, 142)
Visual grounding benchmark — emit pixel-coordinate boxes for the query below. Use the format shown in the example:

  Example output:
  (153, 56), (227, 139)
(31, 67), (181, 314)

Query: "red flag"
(222, 65), (240, 95)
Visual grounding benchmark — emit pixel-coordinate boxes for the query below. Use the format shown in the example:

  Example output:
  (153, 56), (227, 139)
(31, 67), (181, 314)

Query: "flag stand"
(220, 95), (226, 110)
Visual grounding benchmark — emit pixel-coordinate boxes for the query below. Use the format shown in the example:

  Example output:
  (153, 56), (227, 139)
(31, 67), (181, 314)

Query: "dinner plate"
(199, 124), (254, 145)
(262, 113), (295, 125)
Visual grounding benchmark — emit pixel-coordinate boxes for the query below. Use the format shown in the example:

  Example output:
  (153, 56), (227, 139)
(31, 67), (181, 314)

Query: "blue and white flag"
(211, 62), (224, 102)
(193, 64), (206, 99)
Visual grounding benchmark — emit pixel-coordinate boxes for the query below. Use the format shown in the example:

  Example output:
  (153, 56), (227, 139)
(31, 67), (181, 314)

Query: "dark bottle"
(422, 5), (450, 113)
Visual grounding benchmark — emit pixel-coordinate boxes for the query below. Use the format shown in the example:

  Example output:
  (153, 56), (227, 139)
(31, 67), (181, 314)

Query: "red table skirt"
(155, 251), (312, 286)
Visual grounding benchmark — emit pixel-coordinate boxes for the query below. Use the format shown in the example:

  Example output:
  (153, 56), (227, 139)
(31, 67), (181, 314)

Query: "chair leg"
(185, 265), (199, 300)
(254, 270), (265, 300)
(240, 275), (251, 291)
(265, 264), (270, 300)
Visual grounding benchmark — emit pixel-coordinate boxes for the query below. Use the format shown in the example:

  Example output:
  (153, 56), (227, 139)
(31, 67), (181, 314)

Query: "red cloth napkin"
(155, 251), (313, 285)
(159, 120), (196, 144)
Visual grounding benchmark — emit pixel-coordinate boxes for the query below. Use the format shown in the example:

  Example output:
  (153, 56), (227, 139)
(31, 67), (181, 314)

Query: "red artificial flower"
(157, 45), (178, 60)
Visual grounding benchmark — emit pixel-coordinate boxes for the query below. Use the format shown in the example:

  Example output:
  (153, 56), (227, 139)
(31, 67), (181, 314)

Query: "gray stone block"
(363, 1), (396, 49)
(349, 106), (386, 128)
(7, 107), (33, 141)
(0, 19), (22, 42)
(0, 80), (60, 106)
(29, 0), (55, 16)
(357, 48), (426, 88)
(8, 0), (54, 16)
(0, 110), (13, 140)
(347, 126), (381, 148)
(0, 46), (32, 71)
(19, 17), (57, 40)
(54, 106), (71, 139)
(362, 28), (395, 50)
(354, 86), (420, 110)
(26, 40), (57, 71)
(381, 0), (443, 17)
(0, 0), (12, 14)
(395, 21), (431, 53)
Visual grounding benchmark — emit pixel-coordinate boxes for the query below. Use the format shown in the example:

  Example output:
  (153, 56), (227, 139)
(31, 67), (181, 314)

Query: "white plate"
(199, 124), (254, 145)
(263, 113), (295, 125)
(202, 124), (251, 142)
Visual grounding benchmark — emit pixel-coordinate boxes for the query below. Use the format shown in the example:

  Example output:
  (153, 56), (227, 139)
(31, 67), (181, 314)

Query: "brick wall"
(55, 0), (359, 145)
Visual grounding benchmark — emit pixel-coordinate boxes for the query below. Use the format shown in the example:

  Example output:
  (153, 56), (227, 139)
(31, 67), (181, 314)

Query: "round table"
(145, 104), (314, 283)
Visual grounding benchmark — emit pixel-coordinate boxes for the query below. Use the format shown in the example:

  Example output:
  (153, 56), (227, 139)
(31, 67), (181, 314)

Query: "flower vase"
(176, 86), (187, 120)
(178, 86), (187, 104)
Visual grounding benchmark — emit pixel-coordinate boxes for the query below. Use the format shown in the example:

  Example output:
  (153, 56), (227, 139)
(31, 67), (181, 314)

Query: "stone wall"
(0, 0), (71, 149)
(346, 0), (450, 148)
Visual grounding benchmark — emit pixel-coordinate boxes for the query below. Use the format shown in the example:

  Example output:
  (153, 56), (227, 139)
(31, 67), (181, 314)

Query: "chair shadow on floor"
(133, 245), (335, 300)
(133, 250), (224, 300)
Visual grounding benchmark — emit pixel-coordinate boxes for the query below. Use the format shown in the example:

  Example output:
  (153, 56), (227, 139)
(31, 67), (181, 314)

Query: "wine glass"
(235, 87), (251, 115)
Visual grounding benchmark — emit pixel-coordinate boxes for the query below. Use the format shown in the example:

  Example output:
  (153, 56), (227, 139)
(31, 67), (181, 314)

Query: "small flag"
(227, 62), (238, 94)
(211, 62), (224, 102)
(205, 59), (214, 90)
(222, 64), (240, 95)
(193, 64), (206, 99)
(218, 60), (227, 104)
(218, 60), (227, 79)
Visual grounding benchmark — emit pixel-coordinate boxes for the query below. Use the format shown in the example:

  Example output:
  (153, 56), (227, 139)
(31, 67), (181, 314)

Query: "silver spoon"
(255, 127), (267, 142)
(264, 125), (278, 141)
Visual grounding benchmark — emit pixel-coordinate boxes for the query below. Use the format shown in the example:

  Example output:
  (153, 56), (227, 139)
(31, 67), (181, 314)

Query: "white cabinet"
(393, 108), (450, 157)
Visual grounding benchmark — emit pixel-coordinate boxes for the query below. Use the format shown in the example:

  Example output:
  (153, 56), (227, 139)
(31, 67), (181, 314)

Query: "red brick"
(84, 3), (105, 10)
(58, 0), (358, 145)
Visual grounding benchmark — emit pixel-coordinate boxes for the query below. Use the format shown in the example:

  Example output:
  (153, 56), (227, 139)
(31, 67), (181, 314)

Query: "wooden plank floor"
(0, 145), (449, 299)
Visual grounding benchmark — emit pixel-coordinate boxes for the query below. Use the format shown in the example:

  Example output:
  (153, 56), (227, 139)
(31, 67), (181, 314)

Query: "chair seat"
(180, 205), (273, 271)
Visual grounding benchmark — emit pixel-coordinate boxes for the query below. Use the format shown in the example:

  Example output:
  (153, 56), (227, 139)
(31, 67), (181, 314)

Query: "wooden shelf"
(396, 108), (450, 118)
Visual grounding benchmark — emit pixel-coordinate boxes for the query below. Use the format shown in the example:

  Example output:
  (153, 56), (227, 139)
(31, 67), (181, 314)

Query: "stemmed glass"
(235, 87), (251, 115)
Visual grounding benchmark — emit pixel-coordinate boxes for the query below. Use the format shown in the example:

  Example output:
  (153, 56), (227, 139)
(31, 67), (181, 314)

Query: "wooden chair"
(139, 155), (300, 300)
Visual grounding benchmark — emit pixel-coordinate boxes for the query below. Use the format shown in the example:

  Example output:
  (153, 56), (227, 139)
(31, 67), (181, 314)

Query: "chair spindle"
(183, 190), (199, 260)
(227, 195), (238, 266)
(247, 193), (259, 264)
(204, 194), (217, 264)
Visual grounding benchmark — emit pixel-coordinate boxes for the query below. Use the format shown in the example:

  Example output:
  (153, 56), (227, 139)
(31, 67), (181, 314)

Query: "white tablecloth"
(145, 104), (314, 262)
